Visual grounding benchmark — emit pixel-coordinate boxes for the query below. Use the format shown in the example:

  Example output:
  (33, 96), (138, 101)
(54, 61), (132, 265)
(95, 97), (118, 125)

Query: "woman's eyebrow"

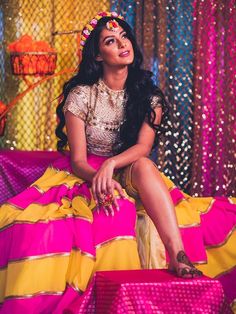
(102, 30), (126, 42)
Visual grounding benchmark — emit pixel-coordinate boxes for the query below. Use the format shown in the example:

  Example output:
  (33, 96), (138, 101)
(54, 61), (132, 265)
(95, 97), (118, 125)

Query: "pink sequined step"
(94, 269), (231, 314)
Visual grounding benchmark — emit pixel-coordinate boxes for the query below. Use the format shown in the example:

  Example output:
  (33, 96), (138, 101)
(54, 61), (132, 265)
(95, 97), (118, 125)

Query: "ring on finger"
(98, 194), (113, 207)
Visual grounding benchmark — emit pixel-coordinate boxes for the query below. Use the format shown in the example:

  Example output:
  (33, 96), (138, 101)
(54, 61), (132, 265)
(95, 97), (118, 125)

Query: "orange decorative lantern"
(8, 35), (57, 76)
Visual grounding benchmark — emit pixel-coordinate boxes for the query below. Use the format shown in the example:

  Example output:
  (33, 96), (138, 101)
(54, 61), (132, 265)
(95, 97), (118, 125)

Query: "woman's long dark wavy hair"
(56, 16), (168, 153)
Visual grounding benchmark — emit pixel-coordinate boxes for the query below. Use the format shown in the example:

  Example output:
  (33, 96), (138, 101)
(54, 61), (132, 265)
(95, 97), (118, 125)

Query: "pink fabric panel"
(200, 198), (236, 246)
(67, 183), (91, 202)
(180, 227), (207, 262)
(53, 282), (96, 314)
(8, 187), (43, 209)
(87, 154), (107, 170)
(97, 268), (202, 283)
(0, 218), (95, 268)
(30, 185), (73, 206)
(71, 218), (95, 255)
(8, 183), (91, 209)
(50, 153), (106, 173)
(0, 294), (61, 314)
(170, 188), (185, 205)
(92, 198), (137, 246)
(218, 267), (236, 305)
(166, 226), (207, 263)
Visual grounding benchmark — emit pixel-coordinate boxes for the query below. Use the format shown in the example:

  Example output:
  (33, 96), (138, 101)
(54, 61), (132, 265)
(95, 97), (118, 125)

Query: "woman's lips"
(119, 50), (130, 57)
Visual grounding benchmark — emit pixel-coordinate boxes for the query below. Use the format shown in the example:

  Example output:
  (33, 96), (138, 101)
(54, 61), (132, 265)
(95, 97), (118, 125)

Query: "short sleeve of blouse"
(63, 86), (89, 122)
(150, 95), (163, 110)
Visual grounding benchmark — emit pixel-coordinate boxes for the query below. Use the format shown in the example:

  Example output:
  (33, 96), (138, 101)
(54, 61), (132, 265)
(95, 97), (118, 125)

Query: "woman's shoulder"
(69, 84), (92, 96)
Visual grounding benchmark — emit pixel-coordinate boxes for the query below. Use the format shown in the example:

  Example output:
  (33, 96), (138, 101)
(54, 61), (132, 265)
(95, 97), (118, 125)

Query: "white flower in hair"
(90, 19), (98, 25)
(83, 29), (90, 36)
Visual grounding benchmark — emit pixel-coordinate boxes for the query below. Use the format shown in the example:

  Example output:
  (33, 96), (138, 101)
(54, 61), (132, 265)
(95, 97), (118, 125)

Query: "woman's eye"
(122, 33), (127, 39)
(105, 39), (114, 45)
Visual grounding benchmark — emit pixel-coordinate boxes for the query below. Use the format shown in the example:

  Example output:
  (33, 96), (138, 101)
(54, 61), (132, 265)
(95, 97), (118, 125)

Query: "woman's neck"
(102, 67), (128, 91)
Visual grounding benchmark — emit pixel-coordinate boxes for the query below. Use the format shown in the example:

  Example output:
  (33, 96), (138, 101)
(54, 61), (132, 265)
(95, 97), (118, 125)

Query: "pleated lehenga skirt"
(0, 154), (235, 313)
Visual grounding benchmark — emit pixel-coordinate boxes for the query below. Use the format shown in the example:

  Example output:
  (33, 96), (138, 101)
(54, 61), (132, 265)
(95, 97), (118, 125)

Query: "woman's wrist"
(106, 158), (117, 168)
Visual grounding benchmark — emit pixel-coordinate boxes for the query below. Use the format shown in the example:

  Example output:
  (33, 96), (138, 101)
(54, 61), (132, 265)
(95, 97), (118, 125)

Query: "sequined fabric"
(0, 150), (61, 204)
(64, 80), (162, 156)
(191, 0), (236, 197)
(64, 80), (126, 156)
(67, 269), (232, 313)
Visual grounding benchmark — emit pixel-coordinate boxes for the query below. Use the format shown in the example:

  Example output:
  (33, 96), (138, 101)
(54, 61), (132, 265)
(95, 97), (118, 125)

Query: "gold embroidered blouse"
(63, 80), (162, 156)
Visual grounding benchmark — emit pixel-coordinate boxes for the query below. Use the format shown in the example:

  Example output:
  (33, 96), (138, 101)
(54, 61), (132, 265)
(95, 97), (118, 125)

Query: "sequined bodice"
(64, 80), (126, 156)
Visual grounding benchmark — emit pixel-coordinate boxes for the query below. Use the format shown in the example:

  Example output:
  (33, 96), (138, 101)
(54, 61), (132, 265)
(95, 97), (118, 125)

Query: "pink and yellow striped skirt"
(0, 154), (235, 313)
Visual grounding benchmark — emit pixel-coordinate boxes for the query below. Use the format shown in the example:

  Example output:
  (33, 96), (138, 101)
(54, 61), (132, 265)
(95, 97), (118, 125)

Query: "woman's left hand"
(91, 159), (125, 215)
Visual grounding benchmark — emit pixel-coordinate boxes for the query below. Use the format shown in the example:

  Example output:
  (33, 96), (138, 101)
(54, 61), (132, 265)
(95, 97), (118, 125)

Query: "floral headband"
(80, 11), (124, 51)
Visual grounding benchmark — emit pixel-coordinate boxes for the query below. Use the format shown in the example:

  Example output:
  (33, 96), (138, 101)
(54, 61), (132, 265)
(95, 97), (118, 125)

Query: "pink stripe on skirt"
(0, 218), (95, 268)
(0, 294), (62, 314)
(200, 198), (236, 246)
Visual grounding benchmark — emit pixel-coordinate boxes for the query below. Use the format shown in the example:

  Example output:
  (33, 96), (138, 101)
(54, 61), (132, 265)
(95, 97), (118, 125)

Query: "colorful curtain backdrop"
(0, 0), (235, 196)
(112, 0), (236, 197)
(191, 0), (236, 197)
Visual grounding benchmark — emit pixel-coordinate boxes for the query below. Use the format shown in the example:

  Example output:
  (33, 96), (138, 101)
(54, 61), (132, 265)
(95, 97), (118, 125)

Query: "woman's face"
(96, 24), (134, 67)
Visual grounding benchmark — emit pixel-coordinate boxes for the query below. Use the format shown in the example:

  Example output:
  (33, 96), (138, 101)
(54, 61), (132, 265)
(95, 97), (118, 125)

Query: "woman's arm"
(65, 111), (125, 212)
(93, 107), (162, 198)
(65, 111), (96, 182)
(101, 107), (162, 170)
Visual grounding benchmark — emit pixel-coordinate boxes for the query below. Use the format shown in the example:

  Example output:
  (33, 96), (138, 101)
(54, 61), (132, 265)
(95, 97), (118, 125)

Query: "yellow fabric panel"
(136, 214), (166, 269)
(95, 239), (141, 271)
(0, 268), (7, 302)
(196, 231), (236, 278)
(31, 168), (60, 189)
(0, 197), (94, 230)
(1, 239), (140, 301)
(231, 198), (236, 204)
(71, 196), (93, 221)
(183, 196), (213, 214)
(175, 199), (201, 225)
(32, 167), (83, 192)
(0, 203), (22, 229)
(135, 199), (200, 227)
(11, 203), (68, 221)
(66, 250), (95, 292)
(4, 255), (69, 298)
(0, 203), (69, 226)
(160, 172), (175, 190)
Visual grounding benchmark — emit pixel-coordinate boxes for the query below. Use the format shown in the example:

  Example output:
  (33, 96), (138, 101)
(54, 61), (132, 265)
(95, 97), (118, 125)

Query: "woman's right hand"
(92, 177), (126, 216)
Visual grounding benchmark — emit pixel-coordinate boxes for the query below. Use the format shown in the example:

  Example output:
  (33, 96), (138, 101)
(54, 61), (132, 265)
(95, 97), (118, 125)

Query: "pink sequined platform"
(71, 269), (232, 314)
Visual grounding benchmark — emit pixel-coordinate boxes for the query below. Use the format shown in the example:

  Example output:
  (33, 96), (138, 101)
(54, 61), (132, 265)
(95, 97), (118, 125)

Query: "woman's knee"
(132, 157), (156, 176)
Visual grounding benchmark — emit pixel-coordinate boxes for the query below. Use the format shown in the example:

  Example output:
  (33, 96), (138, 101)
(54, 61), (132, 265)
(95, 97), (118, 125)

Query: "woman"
(57, 11), (202, 277)
(0, 11), (235, 314)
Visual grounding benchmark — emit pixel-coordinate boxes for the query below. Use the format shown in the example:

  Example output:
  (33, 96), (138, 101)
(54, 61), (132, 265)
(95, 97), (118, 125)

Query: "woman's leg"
(131, 157), (202, 277)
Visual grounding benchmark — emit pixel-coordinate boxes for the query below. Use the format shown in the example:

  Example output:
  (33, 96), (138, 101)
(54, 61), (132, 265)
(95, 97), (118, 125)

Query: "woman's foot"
(168, 250), (203, 279)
